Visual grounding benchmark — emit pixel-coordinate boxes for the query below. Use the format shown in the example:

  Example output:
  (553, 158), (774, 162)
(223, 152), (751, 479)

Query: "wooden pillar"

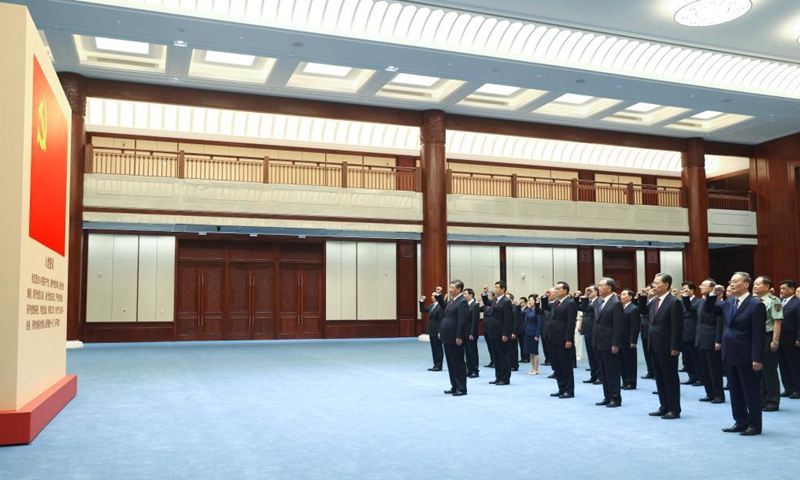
(420, 110), (447, 335)
(577, 246), (595, 290)
(645, 250), (661, 286)
(58, 73), (86, 341)
(681, 138), (709, 283)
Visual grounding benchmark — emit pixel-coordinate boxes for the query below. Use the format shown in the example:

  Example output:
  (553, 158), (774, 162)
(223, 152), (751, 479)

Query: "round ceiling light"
(674, 0), (752, 27)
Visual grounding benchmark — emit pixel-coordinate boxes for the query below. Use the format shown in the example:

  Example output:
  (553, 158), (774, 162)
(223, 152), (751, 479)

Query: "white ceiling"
(15, 0), (800, 145)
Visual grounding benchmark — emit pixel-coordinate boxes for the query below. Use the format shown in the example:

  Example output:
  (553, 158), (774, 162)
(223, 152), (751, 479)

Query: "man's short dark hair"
(451, 279), (464, 292)
(495, 280), (507, 292)
(529, 294), (539, 301)
(507, 293), (515, 301)
(734, 271), (752, 286)
(704, 278), (716, 288)
(587, 284), (598, 293)
(757, 276), (773, 288)
(681, 281), (696, 290)
(780, 279), (798, 290)
(656, 273), (673, 289)
(557, 281), (570, 294)
(464, 288), (475, 297)
(622, 289), (635, 298)
(601, 277), (616, 292)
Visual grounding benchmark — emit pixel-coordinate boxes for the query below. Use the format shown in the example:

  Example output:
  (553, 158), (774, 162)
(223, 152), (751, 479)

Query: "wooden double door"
(176, 241), (323, 341)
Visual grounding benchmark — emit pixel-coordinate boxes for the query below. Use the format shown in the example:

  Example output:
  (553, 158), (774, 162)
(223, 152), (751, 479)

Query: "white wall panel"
(137, 236), (158, 322)
(594, 248), (604, 284)
(507, 246), (534, 298)
(357, 243), (378, 320)
(86, 234), (114, 323)
(533, 247), (554, 293)
(326, 241), (357, 321)
(375, 243), (397, 320)
(448, 245), (500, 293)
(155, 236), (175, 322)
(636, 250), (646, 291)
(660, 251), (684, 289)
(111, 235), (139, 322)
(553, 248), (579, 294)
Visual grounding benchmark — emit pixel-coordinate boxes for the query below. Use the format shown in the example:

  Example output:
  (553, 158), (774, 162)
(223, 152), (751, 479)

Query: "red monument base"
(0, 374), (77, 446)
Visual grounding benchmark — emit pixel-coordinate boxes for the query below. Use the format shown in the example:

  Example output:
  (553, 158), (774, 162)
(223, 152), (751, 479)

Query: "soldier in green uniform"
(753, 276), (783, 411)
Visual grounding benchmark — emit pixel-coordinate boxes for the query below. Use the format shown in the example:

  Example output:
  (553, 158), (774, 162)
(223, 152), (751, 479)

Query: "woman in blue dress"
(524, 294), (542, 375)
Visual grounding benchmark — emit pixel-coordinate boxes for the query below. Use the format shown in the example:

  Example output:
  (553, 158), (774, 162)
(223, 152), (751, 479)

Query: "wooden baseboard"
(325, 320), (399, 339)
(0, 375), (78, 446)
(84, 322), (174, 343)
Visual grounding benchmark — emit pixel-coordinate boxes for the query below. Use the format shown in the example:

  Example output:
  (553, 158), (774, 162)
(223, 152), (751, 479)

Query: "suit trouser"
(761, 337), (781, 407)
(430, 334), (444, 368)
(509, 338), (520, 369)
(778, 344), (800, 394)
(518, 336), (525, 361)
(701, 348), (725, 400)
(727, 363), (763, 431)
(653, 352), (681, 415)
(585, 333), (600, 379)
(541, 334), (551, 363)
(491, 337), (511, 383)
(598, 348), (622, 402)
(693, 344), (707, 383)
(641, 331), (654, 375)
(465, 337), (480, 375)
(484, 331), (496, 366)
(444, 343), (467, 393)
(551, 340), (574, 394)
(681, 340), (698, 380)
(619, 344), (638, 387)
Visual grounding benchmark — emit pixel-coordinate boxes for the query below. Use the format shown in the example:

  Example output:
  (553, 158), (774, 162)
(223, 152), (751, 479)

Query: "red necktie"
(654, 297), (661, 314)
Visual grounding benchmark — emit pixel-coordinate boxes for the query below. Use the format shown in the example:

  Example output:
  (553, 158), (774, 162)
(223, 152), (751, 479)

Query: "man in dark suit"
(509, 294), (521, 372)
(679, 282), (703, 387)
(419, 286), (444, 371)
(637, 273), (683, 419)
(619, 289), (641, 390)
(640, 287), (655, 380)
(578, 285), (601, 384)
(464, 288), (481, 378)
(685, 279), (726, 403)
(593, 278), (624, 407)
(706, 272), (766, 436)
(439, 279), (470, 396)
(482, 282), (514, 385)
(540, 289), (553, 367)
(543, 281), (578, 398)
(482, 291), (497, 368)
(778, 280), (800, 399)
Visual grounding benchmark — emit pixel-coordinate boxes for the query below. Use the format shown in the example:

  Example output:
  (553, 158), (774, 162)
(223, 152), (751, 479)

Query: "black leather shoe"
(585, 368), (592, 371)
(641, 374), (654, 379)
(680, 379), (694, 385)
(699, 396), (713, 402)
(428, 367), (442, 371)
(692, 381), (704, 387)
(678, 367), (687, 373)
(551, 392), (564, 397)
(740, 427), (761, 436)
(723, 423), (747, 433)
(547, 373), (556, 379)
(583, 378), (596, 383)
(652, 391), (658, 394)
(711, 397), (725, 404)
(489, 380), (498, 384)
(649, 409), (667, 416)
(724, 384), (729, 390)
(790, 393), (800, 399)
(484, 363), (494, 368)
(606, 401), (621, 408)
(780, 391), (790, 398)
(558, 392), (574, 399)
(763, 404), (779, 412)
(595, 399), (610, 406)
(622, 385), (636, 390)
(542, 362), (550, 366)
(444, 389), (455, 394)
(661, 412), (680, 420)
(468, 373), (479, 378)
(494, 381), (509, 386)
(511, 367), (519, 371)
(452, 391), (467, 397)
(592, 379), (603, 385)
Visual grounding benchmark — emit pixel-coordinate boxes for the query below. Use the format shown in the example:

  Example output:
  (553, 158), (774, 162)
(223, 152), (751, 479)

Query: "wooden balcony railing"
(708, 189), (756, 211)
(85, 146), (754, 211)
(87, 147), (420, 192)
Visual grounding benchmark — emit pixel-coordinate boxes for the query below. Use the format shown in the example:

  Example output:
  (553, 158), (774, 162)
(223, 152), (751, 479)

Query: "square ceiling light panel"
(459, 83), (548, 111)
(376, 73), (465, 103)
(188, 49), (277, 83)
(665, 110), (753, 133)
(73, 35), (167, 73)
(286, 61), (376, 93)
(603, 102), (690, 126)
(534, 93), (622, 118)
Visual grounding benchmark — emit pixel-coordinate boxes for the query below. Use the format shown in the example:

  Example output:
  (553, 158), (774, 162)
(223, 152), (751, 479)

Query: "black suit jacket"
(514, 306), (527, 336)
(592, 295), (623, 351)
(543, 296), (577, 344)
(622, 302), (641, 345)
(779, 297), (800, 346)
(638, 294), (683, 355)
(577, 297), (596, 336)
(681, 296), (700, 342)
(684, 296), (723, 350)
(420, 297), (444, 336)
(705, 294), (766, 366)
(468, 301), (480, 338)
(440, 295), (470, 344)
(482, 294), (514, 338)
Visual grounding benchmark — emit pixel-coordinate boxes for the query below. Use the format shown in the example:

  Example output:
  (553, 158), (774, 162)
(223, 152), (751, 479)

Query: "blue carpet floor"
(1, 338), (797, 480)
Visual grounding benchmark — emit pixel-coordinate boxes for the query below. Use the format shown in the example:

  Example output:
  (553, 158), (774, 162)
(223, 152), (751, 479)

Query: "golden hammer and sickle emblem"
(36, 97), (48, 152)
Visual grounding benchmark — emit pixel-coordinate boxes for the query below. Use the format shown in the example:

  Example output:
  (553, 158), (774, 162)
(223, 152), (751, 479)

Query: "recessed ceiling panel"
(73, 34), (166, 73)
(188, 49), (276, 83)
(286, 61), (376, 93)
